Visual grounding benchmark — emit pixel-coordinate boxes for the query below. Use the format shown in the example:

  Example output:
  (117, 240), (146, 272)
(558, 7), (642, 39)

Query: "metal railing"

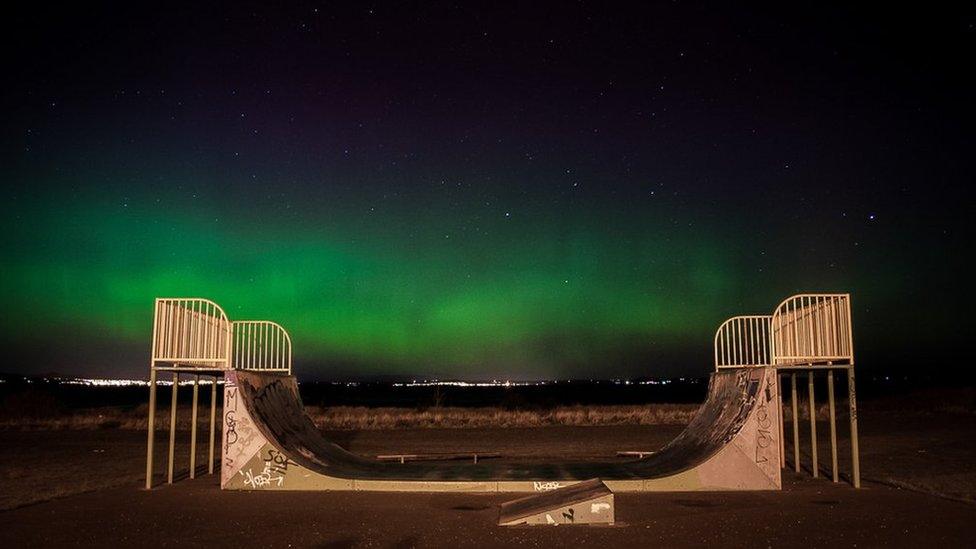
(769, 293), (859, 488)
(232, 320), (293, 374)
(711, 294), (859, 488)
(771, 294), (852, 367)
(147, 298), (232, 490)
(147, 299), (295, 491)
(151, 298), (231, 369)
(714, 315), (772, 369)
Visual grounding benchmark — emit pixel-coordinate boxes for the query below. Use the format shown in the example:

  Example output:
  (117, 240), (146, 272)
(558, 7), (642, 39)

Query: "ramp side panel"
(221, 371), (272, 488)
(223, 441), (356, 490)
(694, 367), (781, 489)
(729, 367), (781, 488)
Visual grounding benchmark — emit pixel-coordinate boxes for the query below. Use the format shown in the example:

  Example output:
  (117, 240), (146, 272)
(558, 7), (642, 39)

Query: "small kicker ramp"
(221, 367), (781, 493)
(498, 478), (614, 526)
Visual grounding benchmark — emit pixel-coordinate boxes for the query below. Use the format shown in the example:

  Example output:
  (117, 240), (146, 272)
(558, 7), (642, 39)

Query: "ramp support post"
(168, 372), (178, 484)
(790, 373), (800, 473)
(808, 372), (818, 478)
(827, 370), (839, 482)
(145, 369), (158, 489)
(777, 372), (786, 468)
(189, 375), (199, 479)
(208, 375), (217, 475)
(848, 367), (861, 488)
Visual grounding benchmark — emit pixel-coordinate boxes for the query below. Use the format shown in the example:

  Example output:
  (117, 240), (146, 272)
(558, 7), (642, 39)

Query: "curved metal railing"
(714, 315), (772, 370)
(232, 320), (293, 374)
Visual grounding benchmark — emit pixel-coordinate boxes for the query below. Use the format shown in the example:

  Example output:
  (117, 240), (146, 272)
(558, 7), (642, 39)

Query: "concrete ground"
(0, 470), (973, 548)
(1, 411), (974, 547)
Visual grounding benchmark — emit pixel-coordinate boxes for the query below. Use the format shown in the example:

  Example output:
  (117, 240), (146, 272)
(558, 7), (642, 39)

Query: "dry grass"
(306, 404), (699, 430)
(784, 401), (834, 422)
(0, 404), (156, 431)
(0, 403), (700, 431)
(1, 387), (971, 431)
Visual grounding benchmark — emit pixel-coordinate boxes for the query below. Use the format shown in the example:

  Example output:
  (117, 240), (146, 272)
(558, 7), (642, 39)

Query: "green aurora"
(2, 190), (735, 377)
(4, 164), (955, 381)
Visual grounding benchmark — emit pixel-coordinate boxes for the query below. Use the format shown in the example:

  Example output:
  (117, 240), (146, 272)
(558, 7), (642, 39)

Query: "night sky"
(2, 3), (972, 380)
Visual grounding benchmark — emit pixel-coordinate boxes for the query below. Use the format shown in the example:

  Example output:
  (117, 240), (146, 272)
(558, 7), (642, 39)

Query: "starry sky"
(2, 3), (972, 380)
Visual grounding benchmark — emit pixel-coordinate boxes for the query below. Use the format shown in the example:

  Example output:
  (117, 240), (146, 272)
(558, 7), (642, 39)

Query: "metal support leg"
(848, 367), (861, 488)
(168, 372), (179, 484)
(791, 373), (800, 473)
(827, 370), (839, 482)
(808, 372), (818, 478)
(209, 375), (217, 475)
(778, 372), (786, 468)
(145, 369), (158, 490)
(189, 375), (199, 479)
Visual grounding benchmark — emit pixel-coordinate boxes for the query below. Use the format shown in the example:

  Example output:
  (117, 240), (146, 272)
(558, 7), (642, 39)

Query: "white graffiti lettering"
(241, 462), (286, 488)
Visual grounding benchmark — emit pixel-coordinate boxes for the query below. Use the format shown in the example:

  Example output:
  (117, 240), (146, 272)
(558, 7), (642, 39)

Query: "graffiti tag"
(241, 463), (286, 488)
(533, 481), (562, 492)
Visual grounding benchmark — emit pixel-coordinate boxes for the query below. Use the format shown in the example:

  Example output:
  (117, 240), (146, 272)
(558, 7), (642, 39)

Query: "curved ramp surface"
(221, 368), (781, 492)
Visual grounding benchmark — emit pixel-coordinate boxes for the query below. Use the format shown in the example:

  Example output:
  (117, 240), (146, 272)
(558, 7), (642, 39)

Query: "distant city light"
(393, 380), (537, 387)
(2, 376), (702, 388)
(51, 377), (224, 387)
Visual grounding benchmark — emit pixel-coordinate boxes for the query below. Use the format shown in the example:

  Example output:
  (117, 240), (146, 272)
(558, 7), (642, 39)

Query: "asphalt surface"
(1, 470), (973, 548)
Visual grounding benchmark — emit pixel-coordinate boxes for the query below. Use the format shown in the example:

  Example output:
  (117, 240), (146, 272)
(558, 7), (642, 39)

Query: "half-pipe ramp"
(221, 367), (781, 492)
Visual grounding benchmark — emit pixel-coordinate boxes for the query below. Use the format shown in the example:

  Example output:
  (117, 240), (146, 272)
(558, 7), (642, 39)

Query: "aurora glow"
(2, 4), (970, 379)
(3, 182), (749, 378)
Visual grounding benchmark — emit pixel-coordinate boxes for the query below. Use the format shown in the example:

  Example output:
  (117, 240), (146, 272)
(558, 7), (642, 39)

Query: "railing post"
(189, 375), (199, 479)
(778, 371), (785, 468)
(168, 372), (179, 484)
(848, 367), (861, 488)
(791, 373), (800, 473)
(209, 375), (218, 475)
(145, 369), (158, 489)
(828, 370), (839, 482)
(808, 371), (818, 478)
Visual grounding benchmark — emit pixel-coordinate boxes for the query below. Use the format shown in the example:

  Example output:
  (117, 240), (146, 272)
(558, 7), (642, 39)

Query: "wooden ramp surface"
(498, 479), (614, 526)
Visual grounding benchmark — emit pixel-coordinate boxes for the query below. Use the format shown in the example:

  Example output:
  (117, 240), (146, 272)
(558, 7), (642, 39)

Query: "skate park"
(2, 292), (973, 546)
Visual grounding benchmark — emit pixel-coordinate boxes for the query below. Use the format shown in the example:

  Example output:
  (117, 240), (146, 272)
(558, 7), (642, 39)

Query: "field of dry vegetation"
(0, 401), (871, 431)
(0, 385), (970, 431)
(0, 403), (702, 430)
